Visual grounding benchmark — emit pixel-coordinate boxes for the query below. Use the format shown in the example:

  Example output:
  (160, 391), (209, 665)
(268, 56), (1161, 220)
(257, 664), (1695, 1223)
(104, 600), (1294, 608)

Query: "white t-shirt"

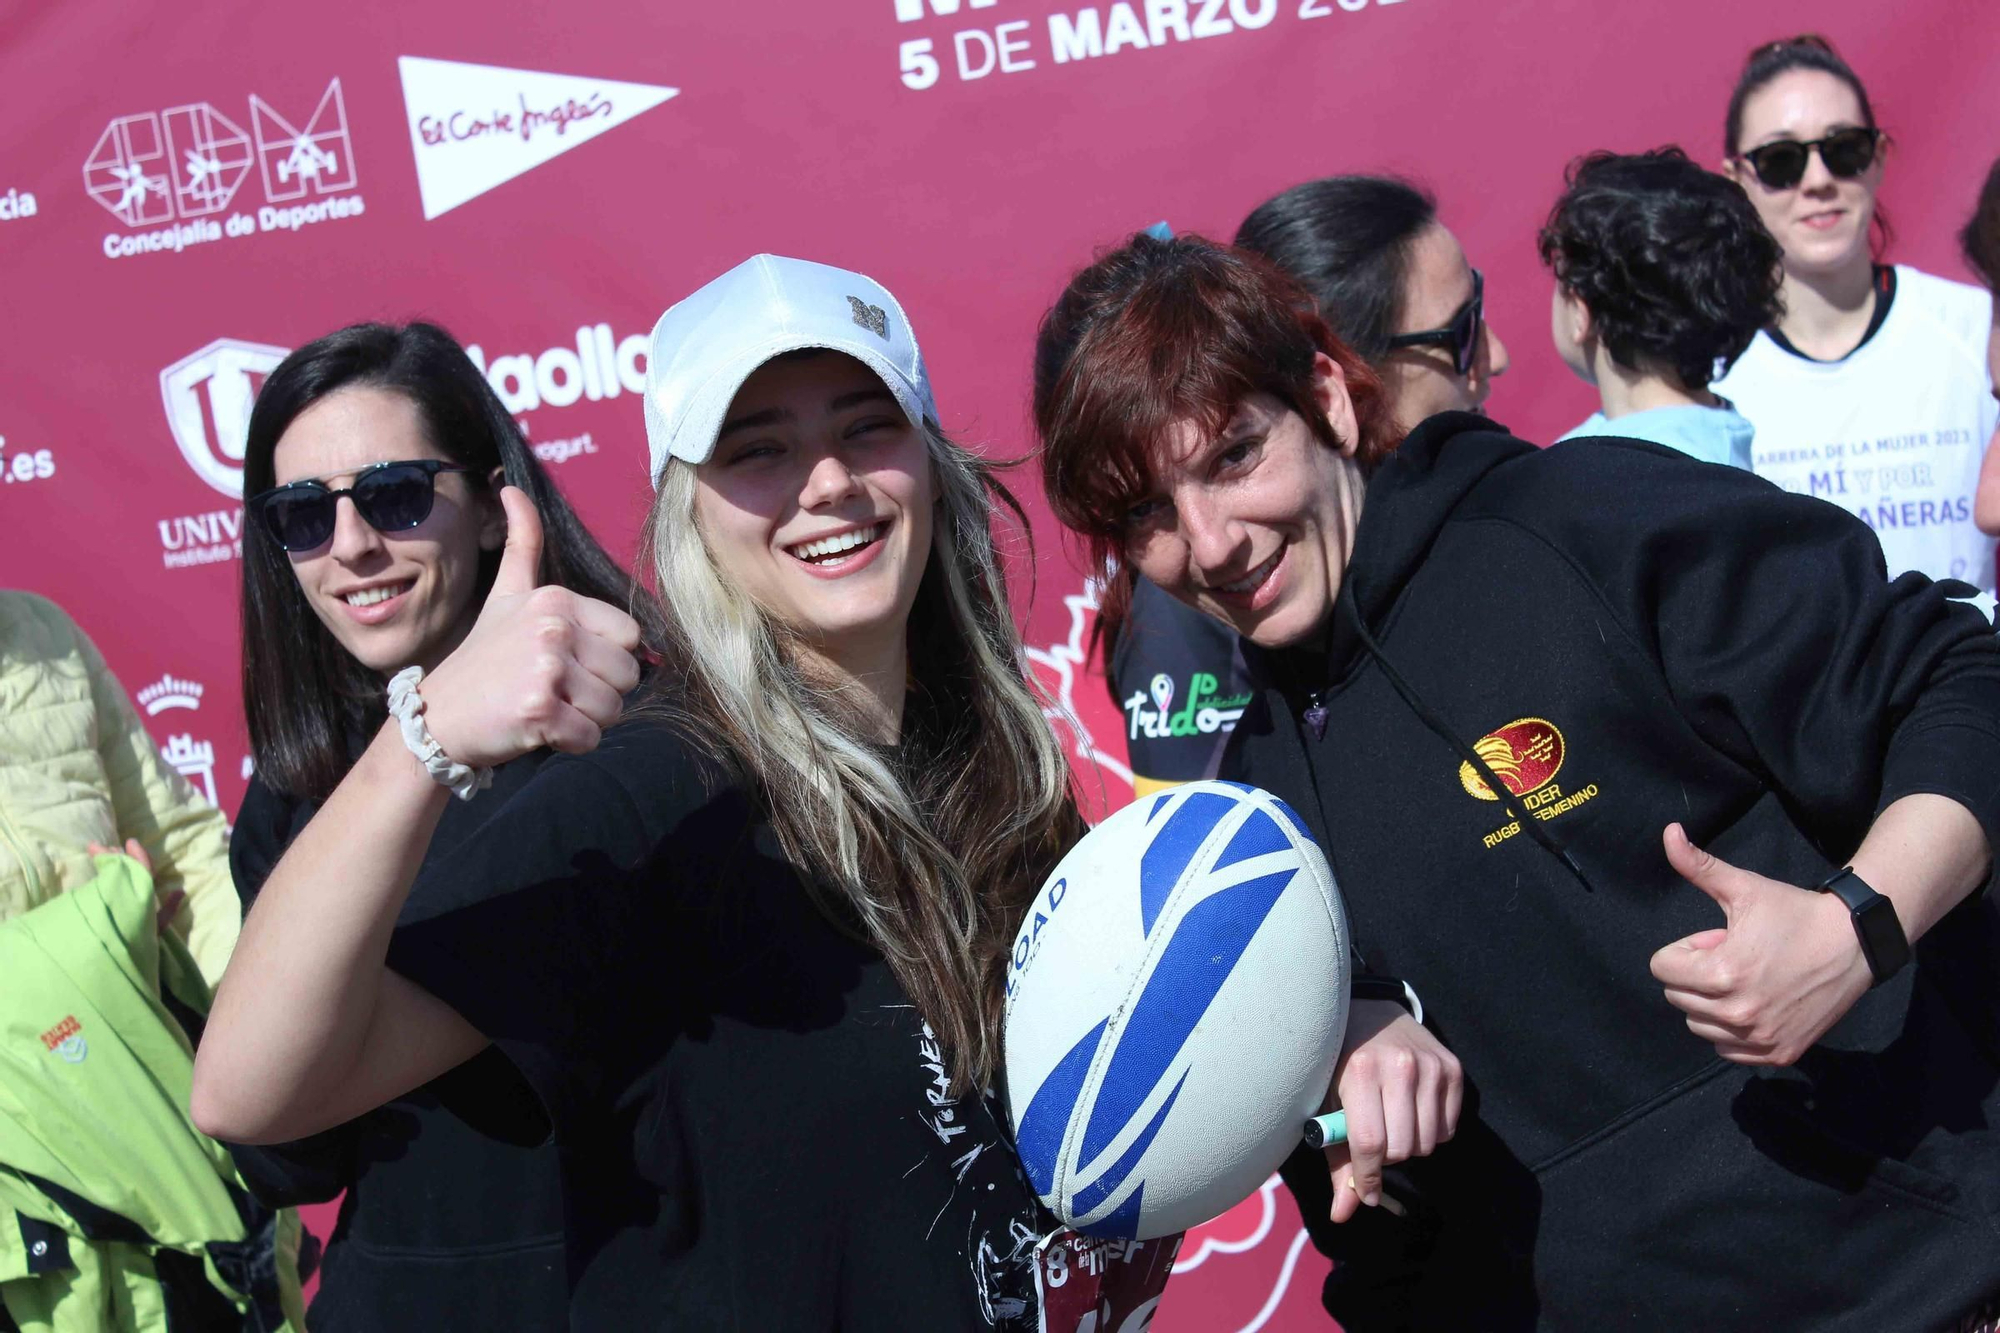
(1716, 265), (1999, 591)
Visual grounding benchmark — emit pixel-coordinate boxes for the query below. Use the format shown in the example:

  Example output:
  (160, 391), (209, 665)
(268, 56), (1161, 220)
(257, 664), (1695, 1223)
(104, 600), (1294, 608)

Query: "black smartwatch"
(1812, 867), (1911, 987)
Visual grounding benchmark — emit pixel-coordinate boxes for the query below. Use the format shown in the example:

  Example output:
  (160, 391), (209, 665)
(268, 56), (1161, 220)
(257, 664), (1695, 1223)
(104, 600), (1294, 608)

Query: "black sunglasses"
(1737, 127), (1881, 191)
(1385, 268), (1485, 376)
(249, 460), (475, 552)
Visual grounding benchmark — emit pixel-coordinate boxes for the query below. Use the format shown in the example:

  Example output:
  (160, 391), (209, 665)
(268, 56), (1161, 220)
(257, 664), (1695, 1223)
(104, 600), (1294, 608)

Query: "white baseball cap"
(641, 254), (939, 485)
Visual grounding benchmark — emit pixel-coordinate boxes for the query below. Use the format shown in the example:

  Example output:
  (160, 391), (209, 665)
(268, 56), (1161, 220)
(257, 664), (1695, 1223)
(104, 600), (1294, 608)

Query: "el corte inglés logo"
(1458, 718), (1564, 801)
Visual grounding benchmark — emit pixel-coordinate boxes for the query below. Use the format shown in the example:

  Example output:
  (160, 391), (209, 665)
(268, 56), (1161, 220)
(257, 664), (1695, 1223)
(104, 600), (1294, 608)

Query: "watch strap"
(1351, 974), (1425, 1025)
(1813, 867), (1911, 987)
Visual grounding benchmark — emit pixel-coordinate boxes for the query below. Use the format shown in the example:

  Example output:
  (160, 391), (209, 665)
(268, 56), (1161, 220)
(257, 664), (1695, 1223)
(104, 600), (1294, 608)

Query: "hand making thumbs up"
(419, 486), (643, 768)
(1648, 823), (1873, 1067)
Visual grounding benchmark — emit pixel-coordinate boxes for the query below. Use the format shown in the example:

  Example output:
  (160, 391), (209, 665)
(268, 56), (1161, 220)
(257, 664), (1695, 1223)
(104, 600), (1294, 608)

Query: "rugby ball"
(1004, 781), (1350, 1240)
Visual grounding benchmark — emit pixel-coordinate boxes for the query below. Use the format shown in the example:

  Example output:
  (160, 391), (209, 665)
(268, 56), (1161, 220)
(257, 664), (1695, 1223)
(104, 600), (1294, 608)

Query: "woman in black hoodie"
(1034, 231), (2000, 1332)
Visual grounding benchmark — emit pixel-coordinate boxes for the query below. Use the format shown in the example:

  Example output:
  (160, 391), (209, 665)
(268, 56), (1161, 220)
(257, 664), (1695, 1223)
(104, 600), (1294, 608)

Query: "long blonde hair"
(637, 419), (1081, 1090)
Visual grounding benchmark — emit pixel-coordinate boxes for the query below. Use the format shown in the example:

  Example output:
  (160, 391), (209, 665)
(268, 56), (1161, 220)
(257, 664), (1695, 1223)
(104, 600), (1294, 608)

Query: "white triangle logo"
(398, 56), (678, 220)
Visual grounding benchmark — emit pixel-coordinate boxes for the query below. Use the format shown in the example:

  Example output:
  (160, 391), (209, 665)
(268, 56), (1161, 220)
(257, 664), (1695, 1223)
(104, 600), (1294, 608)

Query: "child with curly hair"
(1541, 147), (1783, 469)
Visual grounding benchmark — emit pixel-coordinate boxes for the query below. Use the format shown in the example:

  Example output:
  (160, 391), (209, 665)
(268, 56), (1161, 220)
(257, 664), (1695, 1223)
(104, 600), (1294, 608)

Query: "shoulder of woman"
(1893, 264), (1993, 326)
(1469, 433), (1806, 559)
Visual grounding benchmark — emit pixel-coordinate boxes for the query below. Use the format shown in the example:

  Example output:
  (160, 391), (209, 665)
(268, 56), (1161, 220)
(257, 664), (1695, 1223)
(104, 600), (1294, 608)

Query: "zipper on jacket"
(0, 799), (43, 900)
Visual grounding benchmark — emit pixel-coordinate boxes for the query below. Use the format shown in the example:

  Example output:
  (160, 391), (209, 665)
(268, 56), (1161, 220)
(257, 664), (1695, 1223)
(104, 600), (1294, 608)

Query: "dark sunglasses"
(249, 460), (475, 552)
(1386, 268), (1485, 376)
(1737, 127), (1881, 191)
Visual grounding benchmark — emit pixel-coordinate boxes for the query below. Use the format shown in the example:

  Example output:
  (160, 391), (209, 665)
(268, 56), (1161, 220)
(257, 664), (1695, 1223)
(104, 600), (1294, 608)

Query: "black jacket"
(226, 762), (569, 1332)
(1225, 414), (2000, 1330)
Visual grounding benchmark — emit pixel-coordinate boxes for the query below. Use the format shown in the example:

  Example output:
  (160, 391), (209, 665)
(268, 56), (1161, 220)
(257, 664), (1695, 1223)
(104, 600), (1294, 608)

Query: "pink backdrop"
(5, 1), (1996, 1325)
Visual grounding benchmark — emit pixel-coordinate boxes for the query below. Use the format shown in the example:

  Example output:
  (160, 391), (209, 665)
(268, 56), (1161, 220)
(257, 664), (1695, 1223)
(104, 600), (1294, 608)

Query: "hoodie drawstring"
(1342, 613), (1595, 893)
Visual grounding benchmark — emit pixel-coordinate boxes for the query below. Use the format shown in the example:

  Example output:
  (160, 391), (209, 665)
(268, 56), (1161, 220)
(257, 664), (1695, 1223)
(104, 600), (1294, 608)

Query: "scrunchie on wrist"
(386, 666), (493, 801)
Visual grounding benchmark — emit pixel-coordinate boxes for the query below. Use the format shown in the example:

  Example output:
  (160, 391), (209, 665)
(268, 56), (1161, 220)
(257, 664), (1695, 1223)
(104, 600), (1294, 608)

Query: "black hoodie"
(1225, 413), (2000, 1331)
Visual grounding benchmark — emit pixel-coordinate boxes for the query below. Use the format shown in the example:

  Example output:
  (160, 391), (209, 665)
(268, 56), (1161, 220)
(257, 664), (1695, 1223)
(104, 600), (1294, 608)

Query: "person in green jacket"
(0, 590), (237, 984)
(0, 853), (305, 1331)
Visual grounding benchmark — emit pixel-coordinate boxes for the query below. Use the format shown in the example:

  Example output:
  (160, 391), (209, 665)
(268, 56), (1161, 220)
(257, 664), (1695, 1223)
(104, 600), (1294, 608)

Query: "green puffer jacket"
(0, 591), (237, 985)
(0, 855), (305, 1332)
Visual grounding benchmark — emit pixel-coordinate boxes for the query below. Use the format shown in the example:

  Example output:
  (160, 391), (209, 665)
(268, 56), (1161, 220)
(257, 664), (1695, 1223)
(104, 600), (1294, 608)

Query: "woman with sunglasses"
(1035, 230), (2000, 1330)
(225, 321), (646, 1332)
(194, 259), (1086, 1330)
(1715, 34), (2000, 592)
(1239, 175), (1509, 432)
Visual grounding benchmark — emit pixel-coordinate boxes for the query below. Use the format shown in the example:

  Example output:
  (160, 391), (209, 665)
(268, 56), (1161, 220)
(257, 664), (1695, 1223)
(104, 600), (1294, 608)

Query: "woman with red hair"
(1034, 230), (2000, 1331)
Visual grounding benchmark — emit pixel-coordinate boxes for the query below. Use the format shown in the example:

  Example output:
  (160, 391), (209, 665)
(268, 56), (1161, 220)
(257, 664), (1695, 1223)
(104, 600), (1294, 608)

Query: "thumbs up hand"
(419, 487), (643, 769)
(1648, 823), (1872, 1066)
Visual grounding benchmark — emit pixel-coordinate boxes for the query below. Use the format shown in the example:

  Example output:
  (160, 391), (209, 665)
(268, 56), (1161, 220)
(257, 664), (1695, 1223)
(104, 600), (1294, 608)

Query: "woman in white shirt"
(1963, 158), (2000, 538)
(1714, 35), (1999, 591)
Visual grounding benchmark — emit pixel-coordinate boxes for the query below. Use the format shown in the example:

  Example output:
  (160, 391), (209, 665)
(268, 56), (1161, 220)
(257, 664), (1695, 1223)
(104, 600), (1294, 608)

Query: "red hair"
(1032, 231), (1401, 654)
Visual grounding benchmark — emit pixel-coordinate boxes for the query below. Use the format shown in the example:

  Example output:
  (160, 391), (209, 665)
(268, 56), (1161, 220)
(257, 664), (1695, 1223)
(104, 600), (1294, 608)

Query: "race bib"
(1034, 1227), (1181, 1333)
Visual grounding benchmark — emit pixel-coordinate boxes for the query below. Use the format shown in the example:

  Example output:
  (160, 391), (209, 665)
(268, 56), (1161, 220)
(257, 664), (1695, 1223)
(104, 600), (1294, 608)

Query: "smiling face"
(1728, 69), (1882, 278)
(693, 351), (933, 666)
(1379, 223), (1510, 432)
(1122, 354), (1364, 650)
(270, 385), (501, 676)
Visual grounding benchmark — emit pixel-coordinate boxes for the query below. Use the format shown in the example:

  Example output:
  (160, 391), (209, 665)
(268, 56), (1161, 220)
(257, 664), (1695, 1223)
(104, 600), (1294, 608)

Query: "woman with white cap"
(192, 255), (1085, 1329)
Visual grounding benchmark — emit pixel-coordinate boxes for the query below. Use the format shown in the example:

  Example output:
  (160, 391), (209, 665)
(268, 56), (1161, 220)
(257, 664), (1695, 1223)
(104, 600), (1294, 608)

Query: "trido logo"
(84, 78), (365, 259)
(397, 56), (679, 220)
(1123, 670), (1251, 743)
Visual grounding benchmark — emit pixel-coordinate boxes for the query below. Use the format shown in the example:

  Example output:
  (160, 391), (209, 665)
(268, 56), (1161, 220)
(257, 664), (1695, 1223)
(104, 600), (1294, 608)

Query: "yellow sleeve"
(80, 625), (240, 987)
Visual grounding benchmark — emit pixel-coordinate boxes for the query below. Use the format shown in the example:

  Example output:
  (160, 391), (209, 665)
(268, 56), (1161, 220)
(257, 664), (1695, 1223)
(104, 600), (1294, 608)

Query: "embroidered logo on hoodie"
(1459, 718), (1565, 800)
(1463, 718), (1602, 850)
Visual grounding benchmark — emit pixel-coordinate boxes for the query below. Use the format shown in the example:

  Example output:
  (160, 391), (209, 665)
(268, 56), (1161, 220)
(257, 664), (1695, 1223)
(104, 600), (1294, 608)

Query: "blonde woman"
(193, 256), (1082, 1329)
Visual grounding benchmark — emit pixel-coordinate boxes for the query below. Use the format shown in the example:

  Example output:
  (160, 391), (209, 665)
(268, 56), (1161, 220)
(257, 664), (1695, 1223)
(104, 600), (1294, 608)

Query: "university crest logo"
(1458, 717), (1564, 801)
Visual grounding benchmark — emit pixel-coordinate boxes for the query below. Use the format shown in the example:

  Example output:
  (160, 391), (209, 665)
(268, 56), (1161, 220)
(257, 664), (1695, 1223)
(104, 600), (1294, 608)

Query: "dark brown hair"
(1724, 34), (1877, 158)
(240, 322), (651, 801)
(1234, 175), (1438, 361)
(1032, 231), (1400, 649)
(1963, 157), (2000, 291)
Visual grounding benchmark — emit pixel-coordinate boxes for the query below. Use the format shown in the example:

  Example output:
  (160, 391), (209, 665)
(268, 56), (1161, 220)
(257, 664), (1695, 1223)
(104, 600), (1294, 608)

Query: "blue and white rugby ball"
(1004, 781), (1350, 1240)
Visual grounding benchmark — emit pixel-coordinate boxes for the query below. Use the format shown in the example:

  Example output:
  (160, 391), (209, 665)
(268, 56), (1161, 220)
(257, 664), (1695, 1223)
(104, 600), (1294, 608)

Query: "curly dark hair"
(1538, 148), (1783, 391)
